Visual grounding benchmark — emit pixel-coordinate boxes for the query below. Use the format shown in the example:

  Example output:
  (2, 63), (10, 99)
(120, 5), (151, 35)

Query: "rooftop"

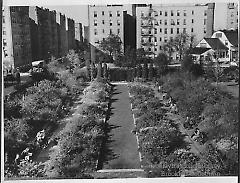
(204, 38), (228, 50)
(221, 29), (238, 47)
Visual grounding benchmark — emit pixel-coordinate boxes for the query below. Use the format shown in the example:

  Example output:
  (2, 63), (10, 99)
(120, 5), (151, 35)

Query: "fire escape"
(140, 4), (158, 58)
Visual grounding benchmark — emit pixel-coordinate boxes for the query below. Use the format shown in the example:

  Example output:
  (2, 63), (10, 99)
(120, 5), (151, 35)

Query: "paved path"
(101, 84), (140, 169)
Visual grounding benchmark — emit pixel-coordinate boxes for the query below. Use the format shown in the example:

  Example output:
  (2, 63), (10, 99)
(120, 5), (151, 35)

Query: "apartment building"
(136, 3), (214, 59)
(67, 18), (75, 50)
(89, 5), (130, 62)
(214, 3), (238, 31)
(75, 22), (83, 42)
(2, 6), (32, 71)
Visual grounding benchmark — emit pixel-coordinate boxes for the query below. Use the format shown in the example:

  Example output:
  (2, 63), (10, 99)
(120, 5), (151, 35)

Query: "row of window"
(141, 34), (194, 44)
(142, 27), (195, 35)
(141, 18), (207, 26)
(94, 10), (121, 17)
(141, 9), (207, 17)
(94, 19), (121, 26)
(11, 16), (28, 24)
(94, 28), (121, 35)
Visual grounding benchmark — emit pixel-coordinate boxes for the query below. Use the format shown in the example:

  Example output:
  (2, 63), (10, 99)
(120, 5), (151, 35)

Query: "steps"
(91, 169), (146, 179)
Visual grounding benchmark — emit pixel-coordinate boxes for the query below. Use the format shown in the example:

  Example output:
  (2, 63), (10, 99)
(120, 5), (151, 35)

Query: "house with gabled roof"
(211, 29), (238, 62)
(191, 37), (228, 63)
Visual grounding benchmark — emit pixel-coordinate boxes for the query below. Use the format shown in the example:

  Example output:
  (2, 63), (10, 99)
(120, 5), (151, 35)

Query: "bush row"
(160, 72), (238, 175)
(45, 78), (112, 178)
(128, 83), (191, 177)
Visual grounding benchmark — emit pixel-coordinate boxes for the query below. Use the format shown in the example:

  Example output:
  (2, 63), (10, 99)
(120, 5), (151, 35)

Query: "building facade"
(2, 6), (32, 72)
(214, 3), (238, 31)
(67, 18), (75, 50)
(88, 5), (125, 62)
(136, 3), (215, 59)
(75, 22), (83, 42)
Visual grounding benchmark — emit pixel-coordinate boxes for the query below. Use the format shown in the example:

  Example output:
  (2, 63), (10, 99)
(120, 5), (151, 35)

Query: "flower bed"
(128, 83), (188, 176)
(45, 78), (112, 178)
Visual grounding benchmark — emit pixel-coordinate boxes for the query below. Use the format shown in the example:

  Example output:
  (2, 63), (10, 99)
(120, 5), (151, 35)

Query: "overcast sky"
(46, 5), (89, 26)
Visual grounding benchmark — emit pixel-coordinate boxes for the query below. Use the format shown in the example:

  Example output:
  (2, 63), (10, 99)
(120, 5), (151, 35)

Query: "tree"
(171, 33), (192, 62)
(137, 64), (142, 78)
(142, 62), (148, 81)
(136, 48), (148, 65)
(154, 53), (169, 77)
(103, 63), (108, 79)
(181, 54), (194, 72)
(163, 40), (175, 62)
(97, 63), (102, 79)
(148, 62), (154, 81)
(99, 34), (122, 59)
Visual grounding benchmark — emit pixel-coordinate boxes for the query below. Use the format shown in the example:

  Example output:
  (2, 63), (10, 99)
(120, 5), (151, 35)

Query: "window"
(94, 29), (97, 35)
(177, 10), (180, 16)
(102, 20), (105, 24)
(159, 45), (162, 50)
(177, 19), (180, 25)
(155, 47), (157, 51)
(192, 19), (194, 23)
(164, 19), (167, 25)
(141, 11), (144, 17)
(117, 11), (120, 17)
(94, 11), (97, 17)
(148, 37), (151, 42)
(170, 19), (175, 25)
(165, 11), (168, 16)
(149, 12), (152, 16)
(159, 20), (162, 24)
(183, 28), (186, 33)
(160, 11), (162, 15)
(155, 12), (158, 16)
(110, 20), (112, 26)
(3, 30), (6, 35)
(110, 29), (112, 34)
(170, 28), (173, 34)
(164, 37), (167, 42)
(164, 28), (167, 34)
(171, 10), (174, 16)
(154, 37), (157, 42)
(204, 10), (207, 16)
(94, 20), (97, 26)
(204, 19), (206, 25)
(170, 37), (173, 41)
(154, 28), (157, 34)
(109, 11), (112, 17)
(159, 37), (162, 41)
(102, 11), (104, 16)
(3, 39), (7, 46)
(149, 47), (151, 51)
(192, 10), (194, 15)
(117, 29), (120, 34)
(183, 19), (186, 25)
(101, 29), (104, 34)
(177, 28), (179, 34)
(117, 20), (120, 26)
(191, 28), (194, 32)
(183, 10), (186, 16)
(3, 16), (5, 23)
(204, 28), (206, 33)
(215, 33), (222, 38)
(159, 28), (162, 33)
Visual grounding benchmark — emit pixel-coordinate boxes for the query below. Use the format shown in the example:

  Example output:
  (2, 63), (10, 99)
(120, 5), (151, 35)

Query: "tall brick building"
(67, 18), (75, 50)
(2, 6), (32, 71)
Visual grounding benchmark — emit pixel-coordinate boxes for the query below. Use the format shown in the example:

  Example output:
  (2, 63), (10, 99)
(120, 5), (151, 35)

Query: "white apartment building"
(214, 2), (238, 31)
(136, 4), (214, 59)
(88, 5), (133, 61)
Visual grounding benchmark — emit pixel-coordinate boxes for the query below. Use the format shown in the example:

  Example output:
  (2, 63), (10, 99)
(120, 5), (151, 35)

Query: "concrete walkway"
(101, 84), (140, 169)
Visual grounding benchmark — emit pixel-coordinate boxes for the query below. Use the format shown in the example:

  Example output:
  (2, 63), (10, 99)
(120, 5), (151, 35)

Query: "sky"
(45, 5), (89, 26)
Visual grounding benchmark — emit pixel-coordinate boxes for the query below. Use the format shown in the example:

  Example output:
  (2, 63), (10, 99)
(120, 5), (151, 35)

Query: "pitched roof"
(204, 38), (228, 50)
(190, 47), (211, 55)
(221, 29), (238, 47)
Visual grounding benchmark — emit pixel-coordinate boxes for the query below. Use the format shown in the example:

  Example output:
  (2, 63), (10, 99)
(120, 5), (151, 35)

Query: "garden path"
(100, 83), (141, 169)
(150, 85), (205, 155)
